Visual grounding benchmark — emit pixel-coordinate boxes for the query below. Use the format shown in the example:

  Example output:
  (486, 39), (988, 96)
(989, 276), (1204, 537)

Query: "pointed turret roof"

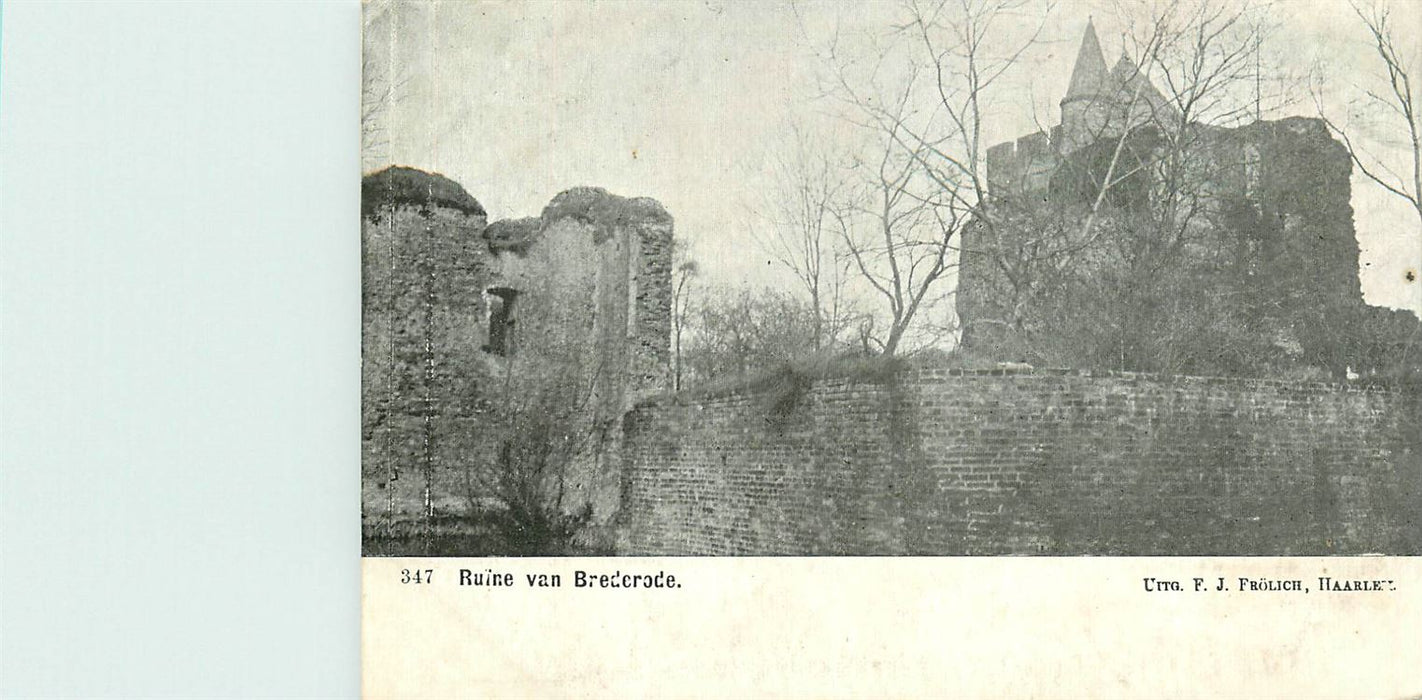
(1108, 51), (1176, 118)
(1110, 52), (1145, 87)
(1062, 19), (1108, 104)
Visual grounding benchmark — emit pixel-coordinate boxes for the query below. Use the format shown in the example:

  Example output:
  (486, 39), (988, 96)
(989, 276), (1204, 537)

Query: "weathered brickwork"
(965, 114), (1386, 374)
(361, 168), (673, 536)
(362, 170), (494, 521)
(963, 22), (1422, 376)
(363, 167), (1417, 556)
(618, 368), (1420, 555)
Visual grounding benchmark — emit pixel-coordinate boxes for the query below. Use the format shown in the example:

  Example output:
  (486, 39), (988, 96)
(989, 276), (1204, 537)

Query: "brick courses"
(618, 368), (1419, 555)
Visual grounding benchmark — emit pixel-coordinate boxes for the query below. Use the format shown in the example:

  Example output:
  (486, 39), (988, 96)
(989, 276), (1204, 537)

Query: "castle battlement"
(988, 19), (1180, 197)
(958, 20), (1419, 381)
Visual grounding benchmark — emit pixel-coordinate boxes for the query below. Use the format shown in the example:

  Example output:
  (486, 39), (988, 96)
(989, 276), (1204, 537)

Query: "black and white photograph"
(11, 2), (1422, 697)
(360, 0), (1421, 558)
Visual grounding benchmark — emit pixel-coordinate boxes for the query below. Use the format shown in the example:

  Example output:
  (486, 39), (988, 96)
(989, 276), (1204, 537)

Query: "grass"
(645, 348), (1008, 408)
(362, 510), (613, 557)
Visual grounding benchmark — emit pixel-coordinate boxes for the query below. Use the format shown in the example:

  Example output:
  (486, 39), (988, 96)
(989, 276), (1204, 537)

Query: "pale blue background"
(0, 2), (360, 697)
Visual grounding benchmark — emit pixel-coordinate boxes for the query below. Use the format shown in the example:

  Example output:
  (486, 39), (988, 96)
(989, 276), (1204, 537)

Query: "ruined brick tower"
(361, 167), (673, 535)
(959, 20), (1393, 376)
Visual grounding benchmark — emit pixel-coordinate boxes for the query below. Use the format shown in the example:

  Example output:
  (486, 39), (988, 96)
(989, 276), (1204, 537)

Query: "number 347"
(401, 569), (433, 584)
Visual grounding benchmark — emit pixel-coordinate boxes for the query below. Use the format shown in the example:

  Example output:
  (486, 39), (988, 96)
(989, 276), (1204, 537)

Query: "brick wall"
(617, 368), (1420, 555)
(960, 117), (1384, 378)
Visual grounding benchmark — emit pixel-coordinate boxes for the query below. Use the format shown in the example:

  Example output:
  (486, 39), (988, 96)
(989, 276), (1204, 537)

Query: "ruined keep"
(360, 164), (1418, 556)
(361, 167), (673, 540)
(959, 21), (1419, 377)
(360, 28), (1419, 554)
(607, 21), (1421, 556)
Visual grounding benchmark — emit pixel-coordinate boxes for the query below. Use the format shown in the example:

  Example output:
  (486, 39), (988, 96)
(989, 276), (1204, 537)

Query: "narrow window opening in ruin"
(484, 287), (518, 356)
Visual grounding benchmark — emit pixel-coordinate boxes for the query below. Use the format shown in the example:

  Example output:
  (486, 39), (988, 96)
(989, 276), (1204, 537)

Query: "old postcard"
(360, 0), (1421, 696)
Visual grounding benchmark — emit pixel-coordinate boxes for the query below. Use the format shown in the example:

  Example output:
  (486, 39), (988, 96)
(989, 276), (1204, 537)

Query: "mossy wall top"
(619, 367), (1420, 555)
(360, 169), (673, 528)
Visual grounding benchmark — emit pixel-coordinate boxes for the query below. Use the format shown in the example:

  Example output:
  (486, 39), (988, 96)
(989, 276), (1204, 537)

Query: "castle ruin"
(361, 167), (672, 544)
(361, 23), (1418, 557)
(958, 21), (1418, 378)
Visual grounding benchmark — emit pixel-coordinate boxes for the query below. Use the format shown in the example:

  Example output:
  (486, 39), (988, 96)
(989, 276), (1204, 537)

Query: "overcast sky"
(365, 0), (1420, 317)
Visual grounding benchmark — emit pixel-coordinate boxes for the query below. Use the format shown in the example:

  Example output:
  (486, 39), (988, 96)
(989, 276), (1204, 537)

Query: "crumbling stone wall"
(488, 188), (674, 530)
(362, 167), (494, 522)
(361, 169), (673, 538)
(618, 367), (1420, 555)
(967, 21), (1420, 374)
(961, 116), (1420, 376)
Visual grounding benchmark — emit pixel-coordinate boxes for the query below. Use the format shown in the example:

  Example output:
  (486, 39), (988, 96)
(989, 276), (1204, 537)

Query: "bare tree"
(831, 123), (963, 356)
(1055, 0), (1275, 235)
(362, 0), (404, 171)
(750, 122), (857, 352)
(1317, 0), (1422, 226)
(1092, 0), (1279, 371)
(671, 242), (698, 391)
(679, 285), (826, 384)
(803, 0), (1053, 355)
(1016, 0), (1277, 256)
(1311, 0), (1422, 371)
(965, 0), (1301, 373)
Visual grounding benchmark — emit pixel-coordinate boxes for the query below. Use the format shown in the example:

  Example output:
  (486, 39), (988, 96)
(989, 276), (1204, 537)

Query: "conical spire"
(1110, 51), (1139, 82)
(1108, 50), (1176, 118)
(1062, 19), (1108, 104)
